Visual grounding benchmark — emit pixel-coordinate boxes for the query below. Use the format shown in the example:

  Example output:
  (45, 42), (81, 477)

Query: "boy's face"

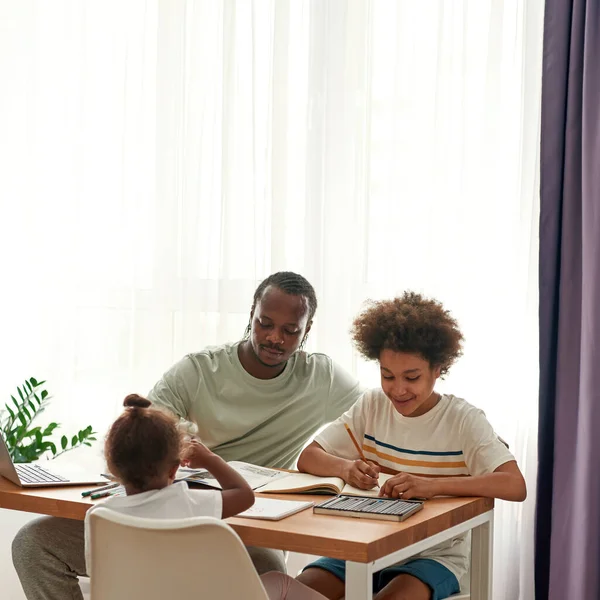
(379, 349), (441, 417)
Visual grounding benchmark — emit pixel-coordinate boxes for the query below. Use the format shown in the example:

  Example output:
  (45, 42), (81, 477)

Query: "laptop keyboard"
(16, 463), (69, 484)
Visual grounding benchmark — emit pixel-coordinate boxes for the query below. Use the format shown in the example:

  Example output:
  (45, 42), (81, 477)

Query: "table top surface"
(0, 476), (493, 562)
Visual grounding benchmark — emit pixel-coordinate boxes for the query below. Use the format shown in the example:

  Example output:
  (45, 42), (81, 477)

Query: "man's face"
(248, 286), (312, 367)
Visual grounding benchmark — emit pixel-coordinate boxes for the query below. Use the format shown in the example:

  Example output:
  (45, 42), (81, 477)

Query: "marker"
(81, 482), (120, 497)
(90, 487), (123, 500)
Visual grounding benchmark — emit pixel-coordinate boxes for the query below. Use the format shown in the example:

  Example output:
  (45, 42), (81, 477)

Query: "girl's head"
(104, 395), (183, 494)
(351, 291), (464, 417)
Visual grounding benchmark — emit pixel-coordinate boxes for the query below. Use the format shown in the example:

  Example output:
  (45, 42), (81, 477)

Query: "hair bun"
(123, 394), (151, 409)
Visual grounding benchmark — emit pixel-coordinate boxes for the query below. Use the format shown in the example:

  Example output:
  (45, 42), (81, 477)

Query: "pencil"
(344, 423), (379, 488)
(344, 423), (366, 460)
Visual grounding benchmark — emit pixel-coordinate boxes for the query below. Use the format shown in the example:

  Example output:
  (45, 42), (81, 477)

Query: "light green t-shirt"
(147, 342), (364, 469)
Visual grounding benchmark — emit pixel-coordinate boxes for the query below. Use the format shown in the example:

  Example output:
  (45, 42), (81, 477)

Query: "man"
(12, 272), (363, 599)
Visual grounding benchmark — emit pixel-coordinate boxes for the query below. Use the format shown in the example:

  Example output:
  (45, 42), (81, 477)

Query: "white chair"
(87, 508), (270, 600)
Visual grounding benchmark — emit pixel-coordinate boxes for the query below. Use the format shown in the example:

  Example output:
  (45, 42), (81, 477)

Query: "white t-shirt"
(315, 390), (515, 585)
(84, 482), (222, 574)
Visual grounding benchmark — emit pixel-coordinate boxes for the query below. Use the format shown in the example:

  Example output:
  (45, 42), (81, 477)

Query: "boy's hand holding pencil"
(342, 424), (381, 490)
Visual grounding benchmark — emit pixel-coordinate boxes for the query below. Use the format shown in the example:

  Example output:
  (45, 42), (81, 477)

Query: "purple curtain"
(536, 0), (600, 599)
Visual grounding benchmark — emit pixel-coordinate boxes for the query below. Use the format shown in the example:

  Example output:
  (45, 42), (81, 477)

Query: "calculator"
(313, 495), (424, 522)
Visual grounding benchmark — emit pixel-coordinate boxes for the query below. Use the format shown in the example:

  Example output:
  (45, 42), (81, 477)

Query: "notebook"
(313, 495), (424, 522)
(236, 497), (314, 521)
(256, 471), (394, 498)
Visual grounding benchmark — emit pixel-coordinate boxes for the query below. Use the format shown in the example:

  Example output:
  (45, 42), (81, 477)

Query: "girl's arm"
(297, 441), (380, 489)
(203, 454), (256, 518)
(182, 441), (255, 518)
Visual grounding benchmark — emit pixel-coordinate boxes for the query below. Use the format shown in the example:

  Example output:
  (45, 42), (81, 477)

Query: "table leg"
(470, 515), (493, 600)
(345, 561), (373, 600)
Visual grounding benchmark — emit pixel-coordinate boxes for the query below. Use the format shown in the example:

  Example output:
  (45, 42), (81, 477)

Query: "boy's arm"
(380, 460), (526, 501)
(452, 404), (526, 501)
(431, 460), (526, 501)
(297, 441), (380, 489)
(380, 402), (528, 502)
(297, 441), (350, 478)
(183, 441), (255, 518)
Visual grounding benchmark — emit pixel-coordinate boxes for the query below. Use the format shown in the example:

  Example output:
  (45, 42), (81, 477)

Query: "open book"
(256, 471), (394, 498)
(176, 462), (287, 490)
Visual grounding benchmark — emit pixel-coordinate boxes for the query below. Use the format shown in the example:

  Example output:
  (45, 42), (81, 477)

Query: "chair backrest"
(88, 508), (269, 600)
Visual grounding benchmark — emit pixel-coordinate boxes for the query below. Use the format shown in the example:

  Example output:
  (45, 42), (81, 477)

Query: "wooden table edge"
(0, 479), (494, 563)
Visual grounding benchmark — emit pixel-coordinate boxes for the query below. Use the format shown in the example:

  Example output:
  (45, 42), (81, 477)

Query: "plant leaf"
(71, 435), (78, 447)
(17, 387), (25, 402)
(61, 435), (68, 450)
(25, 380), (33, 394)
(43, 423), (59, 436)
(41, 391), (49, 400)
(22, 427), (41, 438)
(30, 377), (38, 387)
(12, 396), (20, 410)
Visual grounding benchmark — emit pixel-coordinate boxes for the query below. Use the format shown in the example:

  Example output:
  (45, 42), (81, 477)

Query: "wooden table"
(0, 477), (493, 599)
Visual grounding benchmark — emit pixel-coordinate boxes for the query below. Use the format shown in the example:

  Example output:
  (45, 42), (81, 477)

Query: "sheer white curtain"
(0, 1), (542, 598)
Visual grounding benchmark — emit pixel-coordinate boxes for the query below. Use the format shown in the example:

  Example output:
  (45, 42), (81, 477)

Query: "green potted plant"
(0, 377), (97, 463)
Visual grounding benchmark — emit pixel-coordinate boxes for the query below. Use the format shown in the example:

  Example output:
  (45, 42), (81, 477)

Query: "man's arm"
(147, 356), (200, 436)
(325, 359), (364, 423)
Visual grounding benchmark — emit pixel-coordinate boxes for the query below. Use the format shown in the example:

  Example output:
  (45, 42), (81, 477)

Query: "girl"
(85, 394), (325, 600)
(295, 292), (527, 600)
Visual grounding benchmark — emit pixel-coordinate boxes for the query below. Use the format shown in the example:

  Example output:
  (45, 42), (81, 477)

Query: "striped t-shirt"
(314, 390), (514, 585)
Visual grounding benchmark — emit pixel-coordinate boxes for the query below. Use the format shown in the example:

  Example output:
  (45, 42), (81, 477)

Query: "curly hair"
(104, 394), (184, 491)
(351, 291), (464, 376)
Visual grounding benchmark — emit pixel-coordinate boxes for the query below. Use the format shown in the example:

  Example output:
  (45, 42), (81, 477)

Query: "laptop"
(0, 433), (108, 487)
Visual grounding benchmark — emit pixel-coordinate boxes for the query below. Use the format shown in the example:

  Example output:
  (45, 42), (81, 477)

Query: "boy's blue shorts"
(303, 556), (460, 599)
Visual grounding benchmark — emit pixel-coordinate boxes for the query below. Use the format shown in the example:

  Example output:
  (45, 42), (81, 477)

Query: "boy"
(296, 292), (526, 600)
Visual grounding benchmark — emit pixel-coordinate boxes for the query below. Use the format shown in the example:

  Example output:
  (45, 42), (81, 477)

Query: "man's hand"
(180, 439), (217, 469)
(379, 472), (436, 500)
(342, 459), (381, 490)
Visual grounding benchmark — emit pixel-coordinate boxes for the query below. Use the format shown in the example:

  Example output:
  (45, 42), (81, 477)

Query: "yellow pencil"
(344, 423), (379, 488)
